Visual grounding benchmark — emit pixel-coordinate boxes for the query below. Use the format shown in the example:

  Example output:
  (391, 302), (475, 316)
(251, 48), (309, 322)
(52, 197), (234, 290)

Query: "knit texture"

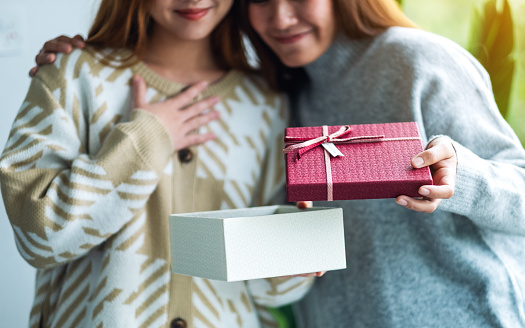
(292, 27), (525, 328)
(0, 48), (313, 328)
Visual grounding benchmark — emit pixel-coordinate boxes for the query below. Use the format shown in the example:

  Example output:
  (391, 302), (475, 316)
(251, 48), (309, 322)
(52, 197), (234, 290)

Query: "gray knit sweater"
(292, 27), (525, 328)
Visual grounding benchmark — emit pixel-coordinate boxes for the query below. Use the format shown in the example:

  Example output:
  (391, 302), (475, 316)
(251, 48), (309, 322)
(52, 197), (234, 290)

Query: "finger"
(411, 141), (455, 169)
(292, 271), (326, 278)
(431, 166), (456, 188)
(43, 40), (73, 54)
(180, 132), (216, 149)
(396, 196), (442, 213)
(55, 35), (85, 49)
(418, 184), (454, 200)
(182, 110), (220, 133)
(296, 201), (313, 209)
(181, 96), (220, 121)
(131, 75), (147, 109)
(29, 66), (39, 77)
(36, 52), (56, 66)
(72, 34), (86, 48)
(169, 81), (208, 107)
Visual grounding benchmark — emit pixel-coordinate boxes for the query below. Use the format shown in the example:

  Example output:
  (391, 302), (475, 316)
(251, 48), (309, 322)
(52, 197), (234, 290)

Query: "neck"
(143, 24), (225, 84)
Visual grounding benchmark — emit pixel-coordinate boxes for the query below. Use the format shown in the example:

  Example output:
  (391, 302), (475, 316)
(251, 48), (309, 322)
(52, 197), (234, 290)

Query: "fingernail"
(396, 199), (408, 206)
(419, 188), (430, 196)
(413, 157), (424, 168)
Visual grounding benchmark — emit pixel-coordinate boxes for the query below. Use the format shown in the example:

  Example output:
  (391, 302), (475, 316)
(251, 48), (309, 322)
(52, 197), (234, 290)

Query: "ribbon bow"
(283, 124), (422, 201)
(284, 125), (386, 159)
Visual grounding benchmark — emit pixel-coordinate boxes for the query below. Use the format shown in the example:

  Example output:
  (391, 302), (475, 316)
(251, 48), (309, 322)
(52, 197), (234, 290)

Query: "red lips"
(175, 8), (209, 21)
(274, 32), (308, 44)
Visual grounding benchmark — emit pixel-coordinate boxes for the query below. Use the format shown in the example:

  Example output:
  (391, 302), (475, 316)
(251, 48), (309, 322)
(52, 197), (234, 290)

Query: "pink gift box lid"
(285, 122), (433, 201)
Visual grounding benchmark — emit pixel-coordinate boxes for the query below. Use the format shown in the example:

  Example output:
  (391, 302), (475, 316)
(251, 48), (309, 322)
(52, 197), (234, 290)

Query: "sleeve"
(415, 38), (525, 235)
(0, 75), (173, 269)
(246, 276), (314, 307)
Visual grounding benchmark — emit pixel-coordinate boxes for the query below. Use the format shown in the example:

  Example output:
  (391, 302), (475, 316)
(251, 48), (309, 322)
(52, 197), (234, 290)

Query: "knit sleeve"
(0, 74), (173, 269)
(413, 36), (525, 235)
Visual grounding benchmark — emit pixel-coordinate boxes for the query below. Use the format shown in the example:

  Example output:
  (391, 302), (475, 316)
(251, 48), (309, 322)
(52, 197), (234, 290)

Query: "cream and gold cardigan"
(0, 48), (313, 328)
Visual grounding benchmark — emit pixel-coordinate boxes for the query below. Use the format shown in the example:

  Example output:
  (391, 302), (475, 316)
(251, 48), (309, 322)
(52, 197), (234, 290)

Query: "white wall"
(0, 0), (100, 326)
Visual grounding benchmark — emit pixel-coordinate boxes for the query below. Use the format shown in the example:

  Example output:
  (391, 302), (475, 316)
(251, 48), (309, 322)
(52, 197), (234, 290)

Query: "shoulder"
(34, 47), (128, 89)
(374, 27), (466, 61)
(367, 27), (491, 87)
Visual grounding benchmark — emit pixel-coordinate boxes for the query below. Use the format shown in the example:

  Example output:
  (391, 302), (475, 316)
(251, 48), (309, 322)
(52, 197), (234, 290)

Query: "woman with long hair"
(1, 0), (314, 327)
(239, 0), (525, 327)
(29, 0), (525, 326)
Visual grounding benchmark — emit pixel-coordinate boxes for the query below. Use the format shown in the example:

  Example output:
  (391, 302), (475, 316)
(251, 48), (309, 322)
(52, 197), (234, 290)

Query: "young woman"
(240, 0), (525, 327)
(1, 0), (314, 327)
(27, 0), (525, 326)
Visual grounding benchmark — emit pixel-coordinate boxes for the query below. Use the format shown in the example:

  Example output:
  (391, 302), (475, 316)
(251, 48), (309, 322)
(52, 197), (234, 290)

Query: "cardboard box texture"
(285, 122), (433, 202)
(169, 205), (346, 282)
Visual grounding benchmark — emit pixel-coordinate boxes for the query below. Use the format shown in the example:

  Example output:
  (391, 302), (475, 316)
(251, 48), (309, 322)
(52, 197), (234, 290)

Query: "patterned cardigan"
(0, 48), (313, 328)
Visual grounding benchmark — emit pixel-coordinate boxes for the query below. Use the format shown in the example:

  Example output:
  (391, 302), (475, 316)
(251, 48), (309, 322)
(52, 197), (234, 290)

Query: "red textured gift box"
(284, 122), (433, 202)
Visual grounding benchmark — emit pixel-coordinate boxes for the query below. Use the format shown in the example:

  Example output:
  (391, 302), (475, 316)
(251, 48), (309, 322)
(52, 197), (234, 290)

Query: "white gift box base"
(168, 205), (346, 282)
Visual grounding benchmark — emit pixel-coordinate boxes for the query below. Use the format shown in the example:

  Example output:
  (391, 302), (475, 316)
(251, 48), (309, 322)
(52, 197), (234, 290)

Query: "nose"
(269, 0), (298, 31)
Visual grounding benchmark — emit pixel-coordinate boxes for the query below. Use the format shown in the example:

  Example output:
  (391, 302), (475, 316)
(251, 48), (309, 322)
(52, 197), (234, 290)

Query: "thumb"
(131, 75), (146, 109)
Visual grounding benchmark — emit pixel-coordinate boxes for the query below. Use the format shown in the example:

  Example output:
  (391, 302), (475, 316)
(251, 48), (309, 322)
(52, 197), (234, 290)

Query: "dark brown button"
(178, 148), (193, 163)
(170, 317), (187, 328)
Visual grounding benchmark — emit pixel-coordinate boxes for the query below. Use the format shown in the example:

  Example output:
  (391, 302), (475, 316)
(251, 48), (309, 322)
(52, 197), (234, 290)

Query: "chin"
(279, 53), (317, 68)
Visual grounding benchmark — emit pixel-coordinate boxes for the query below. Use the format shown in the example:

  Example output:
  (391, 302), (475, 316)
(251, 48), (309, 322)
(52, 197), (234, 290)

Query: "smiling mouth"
(175, 8), (209, 21)
(274, 32), (309, 44)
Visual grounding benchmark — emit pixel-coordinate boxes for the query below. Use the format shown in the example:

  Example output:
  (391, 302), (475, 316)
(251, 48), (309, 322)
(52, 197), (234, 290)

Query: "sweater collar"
(132, 60), (243, 98)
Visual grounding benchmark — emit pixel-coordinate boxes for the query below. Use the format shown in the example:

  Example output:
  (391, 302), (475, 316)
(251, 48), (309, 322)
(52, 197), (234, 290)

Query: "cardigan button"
(170, 317), (187, 328)
(178, 148), (193, 163)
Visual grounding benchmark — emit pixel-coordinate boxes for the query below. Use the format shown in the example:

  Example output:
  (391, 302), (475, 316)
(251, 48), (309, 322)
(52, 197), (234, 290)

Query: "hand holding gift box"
(284, 122), (434, 202)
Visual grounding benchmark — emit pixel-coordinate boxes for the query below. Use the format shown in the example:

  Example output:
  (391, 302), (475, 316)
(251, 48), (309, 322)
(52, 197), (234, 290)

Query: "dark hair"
(239, 0), (417, 91)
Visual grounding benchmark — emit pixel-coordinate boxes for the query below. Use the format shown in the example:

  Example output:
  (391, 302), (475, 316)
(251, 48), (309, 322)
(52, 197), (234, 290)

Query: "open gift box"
(284, 122), (433, 202)
(168, 205), (346, 282)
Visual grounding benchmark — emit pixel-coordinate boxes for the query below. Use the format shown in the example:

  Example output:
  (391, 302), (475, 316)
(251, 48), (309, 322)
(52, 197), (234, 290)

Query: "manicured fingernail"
(396, 199), (408, 206)
(419, 188), (430, 196)
(413, 157), (424, 168)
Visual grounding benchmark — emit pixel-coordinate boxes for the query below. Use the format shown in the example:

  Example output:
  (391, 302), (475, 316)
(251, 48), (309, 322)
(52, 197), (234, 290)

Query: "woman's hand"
(296, 201), (313, 209)
(396, 136), (457, 213)
(280, 271), (326, 278)
(132, 75), (220, 152)
(29, 34), (86, 77)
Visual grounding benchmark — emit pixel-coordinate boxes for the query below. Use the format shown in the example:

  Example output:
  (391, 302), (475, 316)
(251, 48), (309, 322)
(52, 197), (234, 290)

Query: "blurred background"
(404, 0), (525, 143)
(0, 0), (523, 327)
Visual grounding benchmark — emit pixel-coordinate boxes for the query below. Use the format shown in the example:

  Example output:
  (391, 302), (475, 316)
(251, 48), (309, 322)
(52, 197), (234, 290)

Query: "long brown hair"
(86, 0), (254, 72)
(240, 0), (417, 91)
